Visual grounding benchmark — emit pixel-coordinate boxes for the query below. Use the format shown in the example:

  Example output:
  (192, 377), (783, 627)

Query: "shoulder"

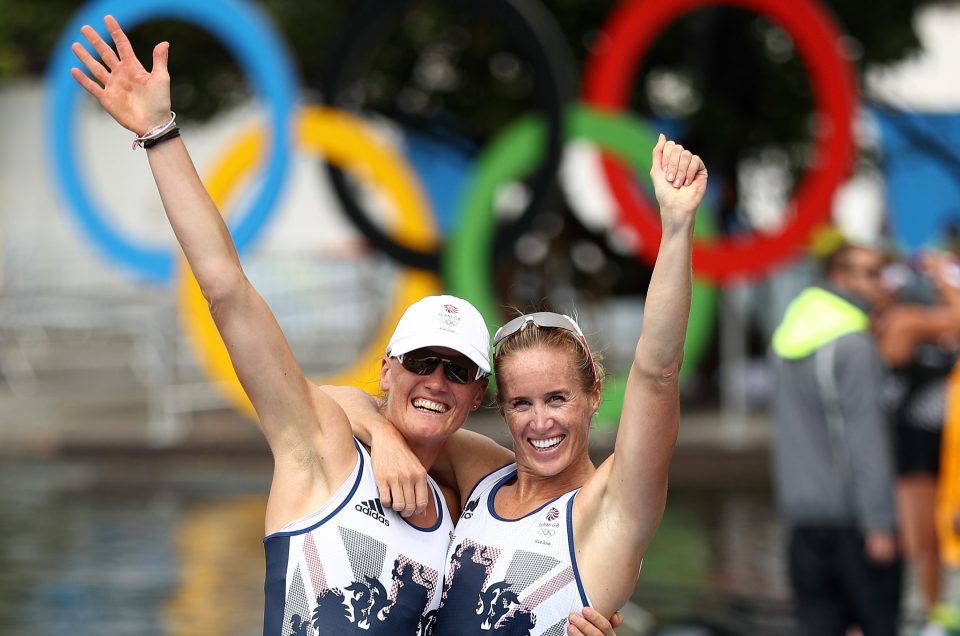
(832, 331), (881, 367)
(465, 462), (516, 502)
(440, 428), (515, 503)
(834, 329), (875, 350)
(439, 483), (462, 523)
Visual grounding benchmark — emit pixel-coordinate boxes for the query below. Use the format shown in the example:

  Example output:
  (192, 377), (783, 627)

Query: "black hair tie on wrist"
(143, 127), (181, 149)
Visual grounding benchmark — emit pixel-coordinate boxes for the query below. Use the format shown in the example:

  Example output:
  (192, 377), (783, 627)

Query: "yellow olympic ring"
(176, 106), (442, 419)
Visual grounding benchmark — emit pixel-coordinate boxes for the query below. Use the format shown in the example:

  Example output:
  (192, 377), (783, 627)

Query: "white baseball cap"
(386, 295), (492, 374)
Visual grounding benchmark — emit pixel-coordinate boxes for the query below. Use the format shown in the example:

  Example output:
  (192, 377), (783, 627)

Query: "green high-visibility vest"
(772, 287), (869, 360)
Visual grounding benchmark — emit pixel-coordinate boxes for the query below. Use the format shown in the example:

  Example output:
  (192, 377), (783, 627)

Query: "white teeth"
(413, 398), (448, 413)
(530, 435), (564, 450)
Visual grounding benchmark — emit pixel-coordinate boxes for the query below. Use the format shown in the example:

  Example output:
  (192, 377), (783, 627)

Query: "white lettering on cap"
(438, 308), (461, 333)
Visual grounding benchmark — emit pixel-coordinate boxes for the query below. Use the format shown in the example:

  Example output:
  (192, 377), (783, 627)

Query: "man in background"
(770, 243), (901, 636)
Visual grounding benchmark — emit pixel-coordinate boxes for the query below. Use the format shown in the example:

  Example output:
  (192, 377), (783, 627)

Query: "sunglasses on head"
(492, 311), (598, 384)
(492, 312), (585, 349)
(395, 348), (487, 384)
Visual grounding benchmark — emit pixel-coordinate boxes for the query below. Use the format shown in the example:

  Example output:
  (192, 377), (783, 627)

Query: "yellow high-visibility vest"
(772, 287), (869, 359)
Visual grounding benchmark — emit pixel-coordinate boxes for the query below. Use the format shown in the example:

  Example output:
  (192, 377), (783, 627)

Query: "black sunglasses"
(396, 348), (487, 384)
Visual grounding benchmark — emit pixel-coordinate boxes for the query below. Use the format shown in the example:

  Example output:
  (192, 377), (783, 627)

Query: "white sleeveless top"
(262, 440), (453, 636)
(434, 464), (590, 636)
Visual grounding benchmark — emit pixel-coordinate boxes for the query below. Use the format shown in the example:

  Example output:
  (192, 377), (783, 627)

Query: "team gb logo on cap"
(438, 303), (461, 331)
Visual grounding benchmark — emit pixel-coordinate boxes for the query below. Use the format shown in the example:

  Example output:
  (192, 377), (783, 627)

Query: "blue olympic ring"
(46, 0), (297, 282)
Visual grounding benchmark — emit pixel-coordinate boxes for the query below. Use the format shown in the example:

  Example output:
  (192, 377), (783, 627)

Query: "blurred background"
(1, 0), (959, 633)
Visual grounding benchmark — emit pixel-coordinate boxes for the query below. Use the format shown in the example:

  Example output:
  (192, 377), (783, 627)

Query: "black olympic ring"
(319, 0), (575, 271)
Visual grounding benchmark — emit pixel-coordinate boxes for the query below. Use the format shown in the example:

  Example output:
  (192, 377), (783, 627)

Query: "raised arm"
(875, 253), (960, 365)
(71, 16), (356, 529)
(576, 134), (705, 613)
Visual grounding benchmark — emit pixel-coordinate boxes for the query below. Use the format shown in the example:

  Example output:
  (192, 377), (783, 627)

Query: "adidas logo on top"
(356, 498), (390, 526)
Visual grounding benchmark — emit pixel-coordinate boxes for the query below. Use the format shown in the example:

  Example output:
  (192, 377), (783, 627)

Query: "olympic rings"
(583, 0), (858, 283)
(178, 106), (441, 418)
(445, 105), (718, 422)
(320, 0), (575, 271)
(51, 0), (863, 421)
(47, 0), (297, 281)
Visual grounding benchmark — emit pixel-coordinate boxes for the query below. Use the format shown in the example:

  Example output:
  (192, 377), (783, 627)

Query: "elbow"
(632, 354), (684, 387)
(198, 265), (248, 312)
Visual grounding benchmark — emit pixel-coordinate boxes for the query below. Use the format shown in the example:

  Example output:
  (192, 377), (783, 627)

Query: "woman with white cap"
(69, 15), (620, 636)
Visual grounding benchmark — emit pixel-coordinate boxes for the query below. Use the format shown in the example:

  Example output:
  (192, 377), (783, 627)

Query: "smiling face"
(380, 346), (488, 446)
(496, 345), (600, 479)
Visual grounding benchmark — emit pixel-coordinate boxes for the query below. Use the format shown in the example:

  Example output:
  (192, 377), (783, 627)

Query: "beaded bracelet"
(133, 111), (177, 150)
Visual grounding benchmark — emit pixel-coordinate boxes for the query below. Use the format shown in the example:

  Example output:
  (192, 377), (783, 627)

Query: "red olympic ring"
(583, 0), (859, 283)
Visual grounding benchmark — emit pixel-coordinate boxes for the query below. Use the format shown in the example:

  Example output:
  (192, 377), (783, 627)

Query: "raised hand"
(70, 15), (171, 136)
(649, 133), (708, 232)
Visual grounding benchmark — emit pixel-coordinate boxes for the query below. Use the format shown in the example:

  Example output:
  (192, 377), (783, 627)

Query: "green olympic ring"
(445, 104), (718, 423)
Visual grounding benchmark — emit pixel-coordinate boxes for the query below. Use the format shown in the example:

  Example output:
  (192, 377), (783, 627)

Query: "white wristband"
(133, 111), (177, 150)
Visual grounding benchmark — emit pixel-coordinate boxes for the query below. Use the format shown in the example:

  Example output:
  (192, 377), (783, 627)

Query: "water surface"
(0, 457), (790, 635)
